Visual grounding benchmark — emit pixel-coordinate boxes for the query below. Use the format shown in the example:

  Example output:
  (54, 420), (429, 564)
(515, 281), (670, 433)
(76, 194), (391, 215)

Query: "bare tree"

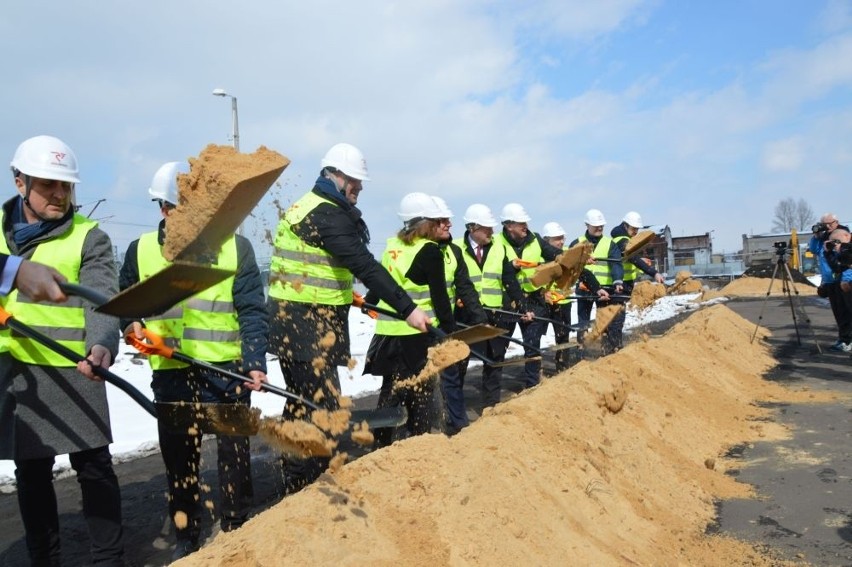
(772, 197), (815, 232)
(793, 198), (815, 231)
(772, 198), (796, 232)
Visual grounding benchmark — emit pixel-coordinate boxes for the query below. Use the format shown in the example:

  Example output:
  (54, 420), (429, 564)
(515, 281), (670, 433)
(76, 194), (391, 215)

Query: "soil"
(163, 144), (289, 261)
(174, 304), (834, 566)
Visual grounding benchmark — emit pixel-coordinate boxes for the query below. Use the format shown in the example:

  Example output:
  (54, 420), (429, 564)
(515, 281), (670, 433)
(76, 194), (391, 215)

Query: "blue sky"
(3, 0), (851, 260)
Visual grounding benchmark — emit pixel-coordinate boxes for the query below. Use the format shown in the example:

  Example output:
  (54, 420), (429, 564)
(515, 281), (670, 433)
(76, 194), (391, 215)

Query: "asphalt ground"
(0, 291), (850, 566)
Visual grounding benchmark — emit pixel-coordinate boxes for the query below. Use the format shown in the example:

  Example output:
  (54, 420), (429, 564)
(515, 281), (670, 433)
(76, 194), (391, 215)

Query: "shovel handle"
(124, 329), (323, 411)
(0, 306), (157, 418)
(360, 302), (499, 365)
(456, 321), (542, 354)
(125, 328), (175, 358)
(58, 282), (111, 307)
(513, 259), (539, 268)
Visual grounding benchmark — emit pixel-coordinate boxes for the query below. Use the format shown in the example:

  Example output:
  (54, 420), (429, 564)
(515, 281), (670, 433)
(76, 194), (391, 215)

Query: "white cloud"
(762, 138), (805, 172)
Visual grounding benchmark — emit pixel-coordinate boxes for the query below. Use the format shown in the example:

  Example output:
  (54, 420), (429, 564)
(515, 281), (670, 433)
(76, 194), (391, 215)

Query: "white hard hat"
(463, 203), (498, 227)
(541, 222), (566, 238)
(584, 208), (606, 226)
(398, 192), (443, 222)
(500, 203), (531, 223)
(320, 142), (370, 181)
(148, 161), (190, 205)
(10, 135), (80, 184)
(430, 195), (454, 218)
(622, 211), (643, 228)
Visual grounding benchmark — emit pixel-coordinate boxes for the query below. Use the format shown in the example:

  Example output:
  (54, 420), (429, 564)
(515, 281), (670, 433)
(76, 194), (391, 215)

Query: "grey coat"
(0, 200), (119, 460)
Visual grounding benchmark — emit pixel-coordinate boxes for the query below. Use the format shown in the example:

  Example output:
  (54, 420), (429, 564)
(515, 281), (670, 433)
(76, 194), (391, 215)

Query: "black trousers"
(278, 359), (339, 495)
(153, 365), (254, 541)
(15, 446), (124, 566)
(548, 301), (573, 371)
(827, 282), (852, 343)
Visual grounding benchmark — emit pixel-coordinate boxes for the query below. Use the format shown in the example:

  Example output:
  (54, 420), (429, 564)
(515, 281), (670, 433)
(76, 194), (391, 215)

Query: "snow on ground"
(0, 292), (707, 488)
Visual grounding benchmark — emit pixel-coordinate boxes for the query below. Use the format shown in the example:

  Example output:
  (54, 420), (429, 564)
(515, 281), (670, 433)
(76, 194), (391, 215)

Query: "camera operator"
(812, 214), (852, 351)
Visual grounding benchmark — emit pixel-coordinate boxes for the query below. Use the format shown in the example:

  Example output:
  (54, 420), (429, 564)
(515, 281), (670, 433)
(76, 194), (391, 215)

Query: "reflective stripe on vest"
(375, 237), (435, 336)
(497, 233), (544, 292)
(180, 236), (240, 362)
(0, 214), (95, 366)
(137, 232), (188, 370)
(268, 192), (353, 305)
(613, 234), (638, 282)
(579, 235), (614, 285)
(453, 237), (504, 307)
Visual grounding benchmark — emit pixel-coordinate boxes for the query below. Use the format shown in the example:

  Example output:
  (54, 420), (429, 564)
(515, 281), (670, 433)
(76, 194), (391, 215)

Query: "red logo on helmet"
(51, 152), (67, 167)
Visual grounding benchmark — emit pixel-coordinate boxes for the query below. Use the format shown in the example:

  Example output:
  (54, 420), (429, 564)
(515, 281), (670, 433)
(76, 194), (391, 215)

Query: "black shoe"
(170, 538), (199, 563)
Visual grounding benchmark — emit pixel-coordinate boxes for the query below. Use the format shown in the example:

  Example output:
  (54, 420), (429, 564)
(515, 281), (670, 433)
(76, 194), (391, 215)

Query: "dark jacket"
(119, 220), (268, 372)
(270, 178), (417, 365)
(611, 223), (659, 279)
(364, 237), (454, 378)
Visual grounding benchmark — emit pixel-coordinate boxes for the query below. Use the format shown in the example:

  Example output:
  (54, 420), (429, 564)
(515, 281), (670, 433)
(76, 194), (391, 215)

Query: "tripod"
(750, 248), (821, 353)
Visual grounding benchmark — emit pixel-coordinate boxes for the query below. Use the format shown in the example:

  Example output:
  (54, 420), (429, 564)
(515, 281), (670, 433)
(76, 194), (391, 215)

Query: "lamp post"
(212, 88), (243, 236)
(212, 88), (240, 152)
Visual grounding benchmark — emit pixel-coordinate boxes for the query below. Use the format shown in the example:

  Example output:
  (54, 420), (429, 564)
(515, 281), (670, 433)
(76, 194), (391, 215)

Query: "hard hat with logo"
(148, 161), (190, 205)
(430, 195), (454, 218)
(622, 211), (643, 228)
(398, 192), (444, 222)
(583, 208), (606, 226)
(500, 203), (531, 223)
(10, 135), (80, 184)
(463, 203), (498, 227)
(321, 143), (370, 181)
(541, 221), (566, 238)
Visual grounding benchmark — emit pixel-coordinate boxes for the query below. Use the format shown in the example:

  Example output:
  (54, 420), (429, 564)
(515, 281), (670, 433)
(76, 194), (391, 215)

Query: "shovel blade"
(157, 402), (409, 437)
(157, 401), (260, 436)
(447, 324), (507, 345)
(165, 148), (290, 262)
(624, 230), (656, 258)
(555, 242), (593, 290)
(96, 263), (234, 318)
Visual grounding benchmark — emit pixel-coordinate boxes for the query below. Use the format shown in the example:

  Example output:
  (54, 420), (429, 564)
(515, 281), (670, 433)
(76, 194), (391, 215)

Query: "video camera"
(813, 222), (831, 239)
(838, 241), (852, 268)
(773, 241), (788, 254)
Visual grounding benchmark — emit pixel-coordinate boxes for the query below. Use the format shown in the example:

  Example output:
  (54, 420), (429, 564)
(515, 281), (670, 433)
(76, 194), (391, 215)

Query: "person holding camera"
(809, 213), (851, 351)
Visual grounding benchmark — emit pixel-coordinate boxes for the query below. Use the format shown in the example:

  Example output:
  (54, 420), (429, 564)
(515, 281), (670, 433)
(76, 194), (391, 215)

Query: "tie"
(475, 245), (483, 263)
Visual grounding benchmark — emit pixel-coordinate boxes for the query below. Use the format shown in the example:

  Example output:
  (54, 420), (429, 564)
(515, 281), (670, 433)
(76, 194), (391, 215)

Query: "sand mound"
(177, 305), (832, 566)
(717, 276), (818, 298)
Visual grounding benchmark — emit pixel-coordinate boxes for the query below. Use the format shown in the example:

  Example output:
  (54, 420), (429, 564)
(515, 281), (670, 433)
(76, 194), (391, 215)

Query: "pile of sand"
(715, 276), (818, 299)
(177, 304), (836, 566)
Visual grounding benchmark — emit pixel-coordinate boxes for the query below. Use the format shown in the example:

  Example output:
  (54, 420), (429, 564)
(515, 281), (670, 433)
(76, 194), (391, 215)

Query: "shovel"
(0, 305), (157, 418)
(359, 302), (503, 366)
(456, 321), (543, 354)
(60, 264), (234, 319)
(125, 329), (407, 435)
(484, 307), (577, 332)
(163, 145), (290, 262)
(623, 230), (656, 259)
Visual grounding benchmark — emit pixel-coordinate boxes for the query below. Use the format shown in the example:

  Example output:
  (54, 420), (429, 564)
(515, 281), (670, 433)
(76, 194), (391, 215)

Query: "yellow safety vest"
(613, 234), (638, 282)
(269, 192), (353, 305)
(375, 236), (436, 336)
(497, 233), (544, 292)
(443, 243), (458, 306)
(137, 233), (240, 368)
(579, 235), (614, 285)
(0, 214), (95, 366)
(453, 237), (505, 307)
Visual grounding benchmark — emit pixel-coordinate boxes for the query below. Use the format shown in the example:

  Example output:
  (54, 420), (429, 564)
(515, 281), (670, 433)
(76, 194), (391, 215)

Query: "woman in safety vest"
(364, 192), (457, 448)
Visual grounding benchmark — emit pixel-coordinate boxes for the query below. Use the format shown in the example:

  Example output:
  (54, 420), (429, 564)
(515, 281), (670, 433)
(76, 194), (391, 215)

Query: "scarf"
(11, 197), (70, 246)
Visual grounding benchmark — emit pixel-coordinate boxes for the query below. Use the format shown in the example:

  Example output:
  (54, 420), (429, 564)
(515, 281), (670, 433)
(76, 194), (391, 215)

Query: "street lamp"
(212, 88), (240, 152)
